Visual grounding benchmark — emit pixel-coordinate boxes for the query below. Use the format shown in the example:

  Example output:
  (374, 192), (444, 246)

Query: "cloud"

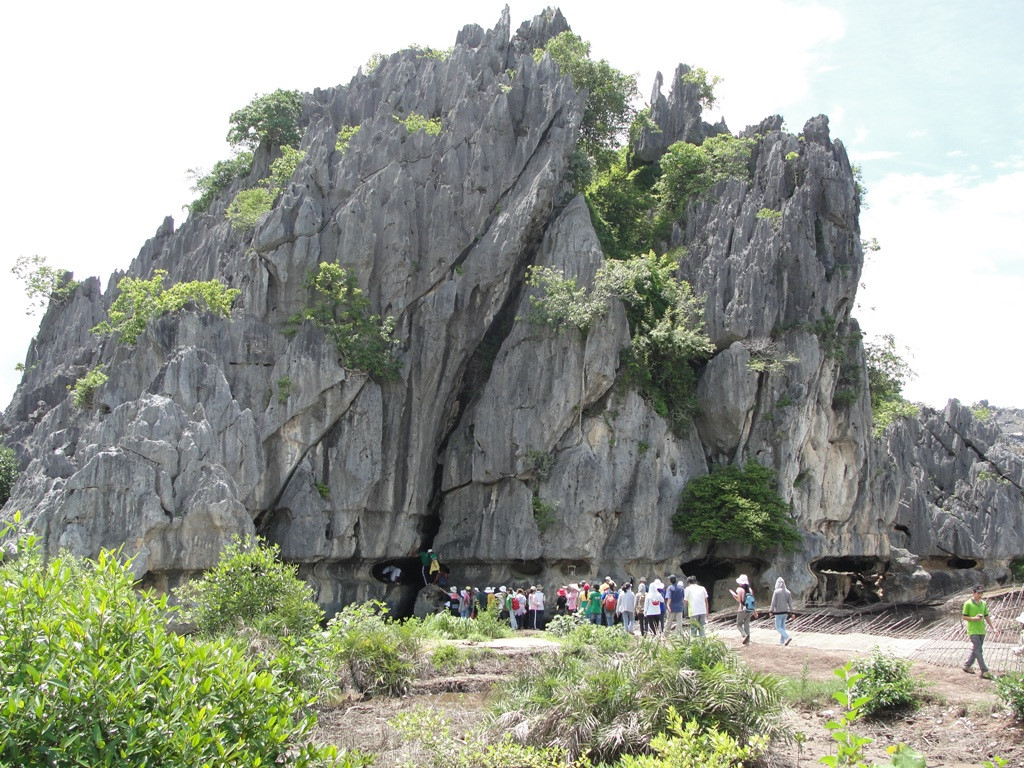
(854, 150), (899, 162)
(858, 170), (1024, 407)
(946, 149), (967, 158)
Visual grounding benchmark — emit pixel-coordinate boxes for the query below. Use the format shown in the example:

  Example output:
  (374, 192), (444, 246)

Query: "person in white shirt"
(684, 575), (709, 637)
(616, 582), (637, 633)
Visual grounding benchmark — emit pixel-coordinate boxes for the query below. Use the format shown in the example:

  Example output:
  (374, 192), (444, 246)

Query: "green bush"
(780, 661), (844, 709)
(544, 611), (588, 637)
(865, 334), (918, 435)
(673, 460), (802, 552)
(187, 151), (253, 213)
(560, 621), (634, 655)
(269, 145), (306, 192)
(420, 603), (512, 641)
(336, 124), (360, 153)
(227, 89), (303, 150)
(396, 112), (442, 135)
(225, 186), (276, 230)
(491, 635), (782, 763)
(996, 673), (1024, 720)
(177, 536), (324, 638)
(679, 67), (722, 110)
(71, 365), (108, 409)
(0, 442), (17, 507)
(90, 270), (240, 345)
(0, 528), (339, 767)
(850, 650), (923, 717)
(585, 153), (656, 260)
(287, 261), (401, 380)
(327, 601), (420, 696)
(616, 706), (759, 768)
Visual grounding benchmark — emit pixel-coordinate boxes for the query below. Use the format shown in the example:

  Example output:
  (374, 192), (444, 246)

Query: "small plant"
(72, 365), (108, 409)
(327, 601), (420, 695)
(781, 661), (843, 709)
(364, 52), (385, 73)
(532, 494), (558, 533)
(396, 112), (442, 136)
(544, 611), (588, 637)
(777, 393), (795, 408)
(523, 448), (556, 480)
(277, 375), (293, 403)
(786, 151), (799, 161)
(0, 442), (17, 507)
(996, 672), (1024, 719)
(756, 207), (783, 230)
(412, 44), (453, 61)
(971, 403), (993, 422)
(336, 124), (360, 153)
(680, 66), (722, 109)
(314, 481), (330, 499)
(850, 650), (923, 717)
(91, 270), (240, 345)
(11, 255), (78, 315)
(638, 440), (650, 455)
(187, 152), (253, 213)
(616, 706), (762, 768)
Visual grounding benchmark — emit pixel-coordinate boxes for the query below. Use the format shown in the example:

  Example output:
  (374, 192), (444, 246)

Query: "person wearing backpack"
(583, 583), (603, 625)
(602, 585), (618, 627)
(665, 575), (686, 635)
(730, 574), (755, 645)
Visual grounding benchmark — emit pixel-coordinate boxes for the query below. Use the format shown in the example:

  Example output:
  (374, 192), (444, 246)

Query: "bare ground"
(312, 631), (1024, 768)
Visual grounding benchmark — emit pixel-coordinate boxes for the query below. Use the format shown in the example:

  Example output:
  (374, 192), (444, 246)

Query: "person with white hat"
(730, 574), (755, 646)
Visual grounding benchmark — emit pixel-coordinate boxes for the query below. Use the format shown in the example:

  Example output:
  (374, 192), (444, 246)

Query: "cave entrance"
(680, 555), (735, 613)
(371, 557), (452, 618)
(810, 556), (884, 605)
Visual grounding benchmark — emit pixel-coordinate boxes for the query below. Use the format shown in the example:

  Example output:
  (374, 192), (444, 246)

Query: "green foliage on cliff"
(288, 261), (401, 380)
(680, 66), (722, 109)
(72, 365), (108, 409)
(187, 151), (253, 214)
(865, 334), (918, 435)
(534, 31), (639, 171)
(0, 443), (17, 507)
(674, 460), (802, 552)
(585, 151), (656, 261)
(91, 270), (240, 345)
(526, 251), (713, 435)
(0, 526), (340, 768)
(336, 124), (361, 153)
(655, 134), (755, 229)
(11, 255), (78, 315)
(396, 112), (442, 135)
(227, 89), (303, 150)
(225, 187), (276, 229)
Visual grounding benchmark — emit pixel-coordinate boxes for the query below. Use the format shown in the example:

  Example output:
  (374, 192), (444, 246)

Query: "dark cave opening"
(681, 555), (735, 612)
(810, 555), (885, 605)
(946, 556), (978, 570)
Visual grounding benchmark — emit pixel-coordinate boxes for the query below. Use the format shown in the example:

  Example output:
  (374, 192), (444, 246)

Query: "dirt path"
(314, 629), (1024, 767)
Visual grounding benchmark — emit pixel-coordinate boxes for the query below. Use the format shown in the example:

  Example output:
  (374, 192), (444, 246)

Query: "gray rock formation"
(2, 8), (1021, 616)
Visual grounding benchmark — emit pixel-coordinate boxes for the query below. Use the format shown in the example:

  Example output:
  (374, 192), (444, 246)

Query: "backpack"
(744, 591), (756, 612)
(512, 596), (521, 611)
(603, 593), (617, 611)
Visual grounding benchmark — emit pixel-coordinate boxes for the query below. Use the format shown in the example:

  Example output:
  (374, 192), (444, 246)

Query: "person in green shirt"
(962, 585), (1000, 679)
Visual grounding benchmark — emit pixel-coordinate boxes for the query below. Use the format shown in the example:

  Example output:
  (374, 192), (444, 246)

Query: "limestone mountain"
(2, 8), (1021, 616)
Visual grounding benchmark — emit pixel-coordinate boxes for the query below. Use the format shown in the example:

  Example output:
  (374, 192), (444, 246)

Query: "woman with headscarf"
(770, 577), (794, 646)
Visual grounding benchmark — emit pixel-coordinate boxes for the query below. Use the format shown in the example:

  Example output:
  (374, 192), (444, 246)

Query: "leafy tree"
(269, 145), (305, 191)
(177, 536), (323, 638)
(585, 151), (656, 260)
(186, 151), (253, 214)
(288, 261), (401, 380)
(673, 460), (802, 552)
(0, 442), (17, 507)
(680, 67), (722, 110)
(226, 89), (303, 150)
(91, 270), (240, 345)
(865, 334), (918, 435)
(11, 255), (78, 315)
(655, 134), (755, 228)
(534, 31), (639, 171)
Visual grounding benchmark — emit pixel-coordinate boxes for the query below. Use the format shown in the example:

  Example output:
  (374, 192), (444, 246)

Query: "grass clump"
(490, 635), (781, 763)
(780, 661), (844, 709)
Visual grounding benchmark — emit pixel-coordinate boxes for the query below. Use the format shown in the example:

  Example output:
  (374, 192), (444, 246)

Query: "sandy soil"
(312, 630), (1024, 768)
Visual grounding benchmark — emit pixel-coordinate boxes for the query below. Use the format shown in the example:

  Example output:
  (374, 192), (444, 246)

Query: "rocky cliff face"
(3, 8), (1021, 616)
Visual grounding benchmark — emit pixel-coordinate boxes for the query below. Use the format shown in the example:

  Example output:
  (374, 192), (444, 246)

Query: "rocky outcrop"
(2, 8), (1021, 616)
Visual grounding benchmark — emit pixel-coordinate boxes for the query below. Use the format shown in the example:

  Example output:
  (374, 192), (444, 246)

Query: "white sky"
(1, 0), (1021, 410)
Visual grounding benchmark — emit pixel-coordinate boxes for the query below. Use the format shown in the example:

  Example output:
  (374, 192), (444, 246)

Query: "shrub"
(326, 601), (420, 696)
(91, 270), (240, 345)
(227, 89), (303, 150)
(865, 334), (917, 434)
(655, 134), (755, 228)
(491, 635), (782, 763)
(544, 611), (588, 637)
(0, 442), (17, 507)
(420, 603), (512, 641)
(780, 661), (844, 709)
(226, 186), (276, 230)
(850, 650), (923, 717)
(585, 154), (656, 260)
(278, 374), (293, 403)
(673, 460), (802, 552)
(0, 529), (339, 767)
(616, 706), (759, 768)
(996, 673), (1024, 719)
(679, 66), (722, 110)
(11, 255), (78, 315)
(560, 621), (634, 655)
(187, 151), (253, 213)
(533, 494), (558, 533)
(71, 365), (108, 409)
(176, 536), (324, 638)
(396, 112), (442, 135)
(269, 145), (306, 192)
(336, 124), (360, 154)
(287, 261), (400, 380)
